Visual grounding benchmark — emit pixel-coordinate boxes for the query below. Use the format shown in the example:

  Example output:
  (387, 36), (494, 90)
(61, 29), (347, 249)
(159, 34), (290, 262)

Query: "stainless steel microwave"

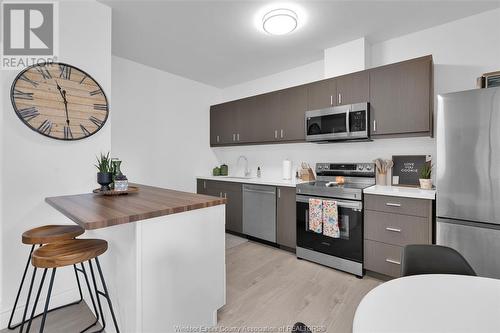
(305, 102), (369, 142)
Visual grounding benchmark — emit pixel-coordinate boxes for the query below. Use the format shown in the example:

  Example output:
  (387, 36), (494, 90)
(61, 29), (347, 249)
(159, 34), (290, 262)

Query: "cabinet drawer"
(364, 210), (430, 246)
(364, 240), (402, 277)
(364, 194), (430, 217)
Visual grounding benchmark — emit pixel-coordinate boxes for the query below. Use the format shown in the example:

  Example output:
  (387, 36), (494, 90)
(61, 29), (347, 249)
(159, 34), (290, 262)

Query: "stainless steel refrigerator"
(437, 86), (500, 278)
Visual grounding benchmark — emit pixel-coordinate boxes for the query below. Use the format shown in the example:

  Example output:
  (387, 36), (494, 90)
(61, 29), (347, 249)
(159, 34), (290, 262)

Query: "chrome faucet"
(237, 155), (251, 177)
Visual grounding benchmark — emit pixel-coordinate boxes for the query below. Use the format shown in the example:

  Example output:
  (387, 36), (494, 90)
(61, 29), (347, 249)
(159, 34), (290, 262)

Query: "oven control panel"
(316, 163), (374, 175)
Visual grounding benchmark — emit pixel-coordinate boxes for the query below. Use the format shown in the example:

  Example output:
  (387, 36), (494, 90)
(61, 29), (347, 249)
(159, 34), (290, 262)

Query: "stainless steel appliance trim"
(346, 110), (350, 133)
(296, 194), (362, 210)
(296, 246), (363, 276)
(305, 104), (351, 118)
(243, 188), (276, 195)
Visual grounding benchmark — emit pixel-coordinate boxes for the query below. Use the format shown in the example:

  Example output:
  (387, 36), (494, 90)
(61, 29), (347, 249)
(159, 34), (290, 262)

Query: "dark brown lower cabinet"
(276, 186), (296, 249)
(196, 179), (242, 233)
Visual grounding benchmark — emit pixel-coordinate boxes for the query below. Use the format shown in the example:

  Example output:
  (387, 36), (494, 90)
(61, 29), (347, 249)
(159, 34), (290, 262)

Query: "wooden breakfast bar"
(45, 184), (227, 333)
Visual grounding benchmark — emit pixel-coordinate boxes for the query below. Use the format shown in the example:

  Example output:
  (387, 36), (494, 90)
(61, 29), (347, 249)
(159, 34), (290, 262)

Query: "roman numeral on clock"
(79, 75), (88, 84)
(80, 124), (91, 136)
(13, 89), (34, 100)
(89, 116), (103, 127)
(35, 67), (52, 80)
(59, 64), (71, 79)
(18, 107), (39, 121)
(19, 74), (38, 87)
(64, 126), (73, 139)
(89, 89), (102, 96)
(93, 104), (108, 111)
(38, 120), (53, 135)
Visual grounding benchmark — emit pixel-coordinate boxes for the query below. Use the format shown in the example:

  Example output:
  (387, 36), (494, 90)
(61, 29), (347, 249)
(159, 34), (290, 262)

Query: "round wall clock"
(10, 62), (109, 140)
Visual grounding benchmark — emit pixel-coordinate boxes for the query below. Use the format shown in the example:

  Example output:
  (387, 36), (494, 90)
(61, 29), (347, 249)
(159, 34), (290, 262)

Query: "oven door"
(296, 194), (363, 263)
(305, 105), (350, 141)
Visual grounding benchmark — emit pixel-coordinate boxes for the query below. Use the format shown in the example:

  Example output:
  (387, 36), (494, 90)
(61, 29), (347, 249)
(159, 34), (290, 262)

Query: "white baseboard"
(0, 287), (81, 330)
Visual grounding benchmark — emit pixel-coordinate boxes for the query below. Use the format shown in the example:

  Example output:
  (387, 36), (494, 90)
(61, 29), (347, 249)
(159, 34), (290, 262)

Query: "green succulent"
(95, 152), (112, 173)
(419, 162), (433, 179)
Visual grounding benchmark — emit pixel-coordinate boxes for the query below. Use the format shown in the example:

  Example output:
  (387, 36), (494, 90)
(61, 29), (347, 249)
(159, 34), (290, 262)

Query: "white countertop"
(364, 185), (436, 200)
(353, 274), (500, 333)
(197, 175), (307, 187)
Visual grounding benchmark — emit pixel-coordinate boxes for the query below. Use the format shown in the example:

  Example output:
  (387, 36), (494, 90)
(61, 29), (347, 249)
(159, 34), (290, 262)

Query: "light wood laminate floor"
(218, 241), (382, 333)
(1, 240), (381, 333)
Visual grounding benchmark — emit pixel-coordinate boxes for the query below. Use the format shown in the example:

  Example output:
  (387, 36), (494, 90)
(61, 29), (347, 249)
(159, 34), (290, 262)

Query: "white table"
(353, 274), (500, 333)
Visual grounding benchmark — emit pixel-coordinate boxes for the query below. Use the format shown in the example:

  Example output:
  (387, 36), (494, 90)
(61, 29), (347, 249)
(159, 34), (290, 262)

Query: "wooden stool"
(23, 239), (120, 333)
(9, 225), (85, 330)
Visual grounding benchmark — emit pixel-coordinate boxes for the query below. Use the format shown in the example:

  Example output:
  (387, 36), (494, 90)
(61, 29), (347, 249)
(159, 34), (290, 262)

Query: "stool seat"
(22, 225), (85, 245)
(32, 239), (108, 268)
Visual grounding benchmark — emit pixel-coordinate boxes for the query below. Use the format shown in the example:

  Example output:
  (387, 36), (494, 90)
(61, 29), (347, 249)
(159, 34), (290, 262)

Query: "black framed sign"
(392, 155), (431, 186)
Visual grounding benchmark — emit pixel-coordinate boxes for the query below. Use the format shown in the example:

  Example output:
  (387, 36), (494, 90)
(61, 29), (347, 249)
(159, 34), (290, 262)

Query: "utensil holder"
(376, 172), (387, 185)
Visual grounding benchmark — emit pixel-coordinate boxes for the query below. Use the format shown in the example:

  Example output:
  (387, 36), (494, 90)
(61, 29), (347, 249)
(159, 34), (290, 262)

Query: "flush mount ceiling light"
(262, 8), (298, 35)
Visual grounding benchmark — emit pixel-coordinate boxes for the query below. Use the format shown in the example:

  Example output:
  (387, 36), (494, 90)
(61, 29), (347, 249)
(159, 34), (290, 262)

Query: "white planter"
(419, 178), (433, 190)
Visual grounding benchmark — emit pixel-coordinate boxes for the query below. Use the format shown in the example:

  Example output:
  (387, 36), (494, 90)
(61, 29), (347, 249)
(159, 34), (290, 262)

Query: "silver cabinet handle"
(386, 227), (401, 233)
(219, 192), (223, 197)
(386, 202), (401, 207)
(330, 95), (333, 106)
(203, 181), (206, 189)
(338, 93), (342, 105)
(278, 188), (281, 198)
(280, 129), (284, 139)
(232, 133), (236, 141)
(237, 133), (240, 141)
(386, 259), (401, 265)
(274, 130), (278, 139)
(216, 135), (220, 143)
(224, 192), (227, 198)
(373, 120), (377, 132)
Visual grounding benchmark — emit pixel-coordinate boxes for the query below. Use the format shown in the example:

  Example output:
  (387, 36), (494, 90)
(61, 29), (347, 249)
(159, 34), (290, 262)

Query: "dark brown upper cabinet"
(307, 78), (337, 110)
(210, 55), (433, 146)
(336, 71), (370, 105)
(369, 55), (433, 137)
(279, 85), (308, 141)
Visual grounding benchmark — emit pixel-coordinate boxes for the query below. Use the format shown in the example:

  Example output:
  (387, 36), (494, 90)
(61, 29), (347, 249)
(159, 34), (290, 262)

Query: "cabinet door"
(235, 97), (257, 144)
(307, 78), (336, 110)
(196, 179), (208, 194)
(219, 101), (239, 144)
(279, 85), (307, 141)
(210, 104), (224, 146)
(255, 92), (281, 142)
(276, 186), (296, 249)
(370, 56), (432, 136)
(336, 71), (369, 105)
(220, 182), (243, 233)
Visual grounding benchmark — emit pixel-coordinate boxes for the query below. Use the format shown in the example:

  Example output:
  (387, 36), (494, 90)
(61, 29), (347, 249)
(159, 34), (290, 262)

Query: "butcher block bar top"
(45, 183), (227, 230)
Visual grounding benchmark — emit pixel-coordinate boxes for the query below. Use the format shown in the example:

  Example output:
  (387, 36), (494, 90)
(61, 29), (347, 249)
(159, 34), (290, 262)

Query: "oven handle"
(296, 194), (362, 210)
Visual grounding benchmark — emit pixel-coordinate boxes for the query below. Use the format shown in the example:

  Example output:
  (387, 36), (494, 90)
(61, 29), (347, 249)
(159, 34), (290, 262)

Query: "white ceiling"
(102, 1), (500, 88)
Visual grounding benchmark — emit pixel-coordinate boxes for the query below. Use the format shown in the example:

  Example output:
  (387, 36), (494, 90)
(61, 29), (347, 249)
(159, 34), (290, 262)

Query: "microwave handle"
(346, 111), (350, 134)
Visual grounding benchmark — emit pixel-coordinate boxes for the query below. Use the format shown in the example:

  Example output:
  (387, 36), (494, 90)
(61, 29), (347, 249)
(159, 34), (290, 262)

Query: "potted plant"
(419, 162), (433, 190)
(95, 152), (113, 191)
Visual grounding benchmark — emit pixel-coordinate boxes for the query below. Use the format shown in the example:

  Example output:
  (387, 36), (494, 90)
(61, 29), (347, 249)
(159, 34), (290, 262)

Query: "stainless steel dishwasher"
(242, 184), (276, 242)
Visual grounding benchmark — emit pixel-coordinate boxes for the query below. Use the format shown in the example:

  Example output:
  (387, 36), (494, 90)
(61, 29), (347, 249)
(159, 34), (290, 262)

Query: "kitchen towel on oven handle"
(322, 200), (340, 238)
(308, 198), (323, 233)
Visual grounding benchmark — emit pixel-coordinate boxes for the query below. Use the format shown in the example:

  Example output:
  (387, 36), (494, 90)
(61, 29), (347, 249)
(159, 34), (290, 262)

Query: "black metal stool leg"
(95, 257), (120, 333)
(24, 269), (48, 333)
(88, 260), (106, 333)
(79, 262), (101, 333)
(11, 247), (84, 331)
(8, 245), (35, 330)
(38, 268), (56, 333)
(17, 265), (37, 333)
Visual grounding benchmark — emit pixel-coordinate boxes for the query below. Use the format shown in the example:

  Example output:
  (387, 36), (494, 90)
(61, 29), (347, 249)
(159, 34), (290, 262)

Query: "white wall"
(324, 37), (370, 78)
(0, 1), (111, 327)
(111, 56), (220, 192)
(213, 8), (500, 179)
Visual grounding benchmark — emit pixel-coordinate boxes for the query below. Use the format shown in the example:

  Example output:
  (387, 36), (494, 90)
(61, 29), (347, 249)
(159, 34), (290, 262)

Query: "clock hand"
(62, 90), (70, 125)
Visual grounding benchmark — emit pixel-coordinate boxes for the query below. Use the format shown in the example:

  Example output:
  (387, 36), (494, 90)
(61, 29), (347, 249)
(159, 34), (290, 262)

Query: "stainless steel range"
(296, 163), (375, 277)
